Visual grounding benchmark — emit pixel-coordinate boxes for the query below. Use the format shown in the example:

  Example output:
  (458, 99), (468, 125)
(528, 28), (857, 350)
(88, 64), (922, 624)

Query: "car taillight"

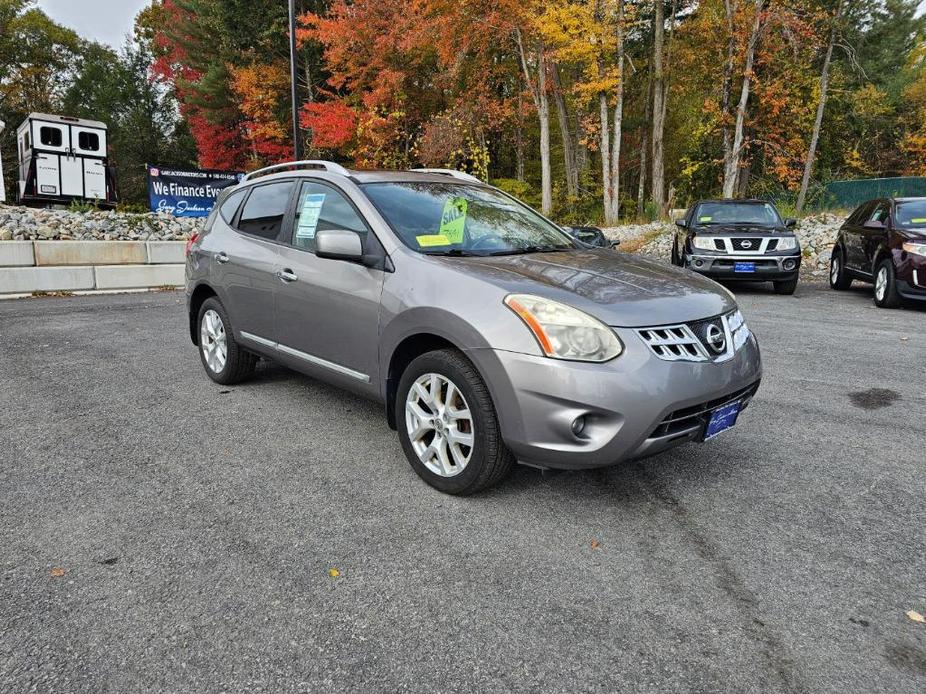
(185, 233), (200, 257)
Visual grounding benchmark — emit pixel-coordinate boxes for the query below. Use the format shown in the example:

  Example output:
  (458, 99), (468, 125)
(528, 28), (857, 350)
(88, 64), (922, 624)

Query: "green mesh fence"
(819, 177), (926, 210)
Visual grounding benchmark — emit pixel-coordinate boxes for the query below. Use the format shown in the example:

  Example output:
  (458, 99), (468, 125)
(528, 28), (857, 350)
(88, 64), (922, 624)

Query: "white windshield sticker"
(296, 193), (326, 239)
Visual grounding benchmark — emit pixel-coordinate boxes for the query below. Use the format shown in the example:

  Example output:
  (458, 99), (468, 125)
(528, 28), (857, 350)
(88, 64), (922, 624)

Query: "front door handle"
(215, 252), (229, 264)
(276, 269), (298, 283)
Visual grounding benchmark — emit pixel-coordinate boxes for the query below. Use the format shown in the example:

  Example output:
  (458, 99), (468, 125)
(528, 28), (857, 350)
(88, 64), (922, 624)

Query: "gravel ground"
(1, 284), (924, 693)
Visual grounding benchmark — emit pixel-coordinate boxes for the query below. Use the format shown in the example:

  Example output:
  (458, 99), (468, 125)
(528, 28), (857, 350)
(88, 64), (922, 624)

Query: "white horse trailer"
(16, 113), (117, 208)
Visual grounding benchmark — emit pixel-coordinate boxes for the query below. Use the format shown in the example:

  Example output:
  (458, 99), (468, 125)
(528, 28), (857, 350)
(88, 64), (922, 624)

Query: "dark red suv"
(829, 197), (926, 308)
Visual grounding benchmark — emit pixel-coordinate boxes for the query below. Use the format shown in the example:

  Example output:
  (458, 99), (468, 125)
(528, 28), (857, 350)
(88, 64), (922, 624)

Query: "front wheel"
(873, 259), (901, 308)
(397, 349), (514, 495)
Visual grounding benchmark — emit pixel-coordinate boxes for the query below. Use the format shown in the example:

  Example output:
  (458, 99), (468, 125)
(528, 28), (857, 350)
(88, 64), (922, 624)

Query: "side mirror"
(316, 229), (364, 261)
(675, 219), (688, 229)
(610, 239), (621, 249)
(863, 219), (885, 231)
(784, 218), (797, 228)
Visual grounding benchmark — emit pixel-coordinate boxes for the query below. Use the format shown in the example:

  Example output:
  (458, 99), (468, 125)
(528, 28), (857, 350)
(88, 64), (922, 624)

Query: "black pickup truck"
(671, 199), (802, 295)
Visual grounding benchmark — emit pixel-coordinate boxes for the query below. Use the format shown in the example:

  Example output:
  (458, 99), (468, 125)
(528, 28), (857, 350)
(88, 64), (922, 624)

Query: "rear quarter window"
(219, 189), (248, 224)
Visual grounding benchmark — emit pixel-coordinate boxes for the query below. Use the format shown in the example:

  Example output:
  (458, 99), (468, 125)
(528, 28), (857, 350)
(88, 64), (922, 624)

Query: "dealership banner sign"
(147, 166), (243, 217)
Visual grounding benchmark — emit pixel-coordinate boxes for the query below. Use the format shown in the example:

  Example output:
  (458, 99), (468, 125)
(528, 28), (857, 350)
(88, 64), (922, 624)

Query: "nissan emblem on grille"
(705, 324), (726, 353)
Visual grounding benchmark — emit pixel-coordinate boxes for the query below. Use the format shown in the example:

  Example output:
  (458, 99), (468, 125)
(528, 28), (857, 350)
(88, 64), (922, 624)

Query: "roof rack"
(411, 168), (483, 184)
(242, 160), (352, 181)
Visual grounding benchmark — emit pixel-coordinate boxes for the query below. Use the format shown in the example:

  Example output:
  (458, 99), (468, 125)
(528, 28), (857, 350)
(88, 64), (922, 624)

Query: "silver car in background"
(186, 161), (762, 495)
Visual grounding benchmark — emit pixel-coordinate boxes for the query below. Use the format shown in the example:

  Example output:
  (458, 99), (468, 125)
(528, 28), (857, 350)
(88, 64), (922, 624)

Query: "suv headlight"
(777, 237), (798, 250)
(504, 294), (623, 362)
(692, 236), (715, 251)
(727, 309), (750, 349)
(902, 241), (926, 257)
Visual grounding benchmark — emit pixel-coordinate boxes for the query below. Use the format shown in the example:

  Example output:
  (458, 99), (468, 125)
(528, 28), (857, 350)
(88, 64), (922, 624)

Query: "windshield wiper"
(419, 248), (485, 257)
(486, 244), (572, 256)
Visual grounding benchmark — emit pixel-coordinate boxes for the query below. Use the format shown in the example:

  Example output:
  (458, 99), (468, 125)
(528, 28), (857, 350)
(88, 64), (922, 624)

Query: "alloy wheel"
(200, 309), (228, 373)
(405, 372), (475, 477)
(830, 257), (840, 284)
(875, 267), (888, 301)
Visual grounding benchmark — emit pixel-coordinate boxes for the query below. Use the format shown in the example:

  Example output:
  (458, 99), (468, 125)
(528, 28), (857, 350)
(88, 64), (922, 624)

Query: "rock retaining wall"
(0, 204), (204, 242)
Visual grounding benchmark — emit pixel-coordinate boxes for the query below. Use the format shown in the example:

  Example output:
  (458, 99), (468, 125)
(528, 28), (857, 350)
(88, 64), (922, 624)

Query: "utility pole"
(288, 0), (303, 161)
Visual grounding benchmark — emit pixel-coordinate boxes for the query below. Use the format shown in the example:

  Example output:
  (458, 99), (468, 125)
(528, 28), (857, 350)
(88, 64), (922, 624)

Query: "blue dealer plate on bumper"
(734, 262), (756, 273)
(704, 401), (741, 440)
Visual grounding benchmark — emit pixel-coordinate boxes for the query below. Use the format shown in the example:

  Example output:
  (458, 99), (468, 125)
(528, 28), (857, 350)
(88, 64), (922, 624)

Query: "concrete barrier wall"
(0, 241), (185, 294)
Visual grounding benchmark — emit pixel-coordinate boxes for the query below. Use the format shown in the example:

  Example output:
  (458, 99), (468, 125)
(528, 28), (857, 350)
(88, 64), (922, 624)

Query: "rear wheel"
(773, 276), (799, 295)
(829, 250), (852, 290)
(197, 297), (257, 384)
(397, 349), (514, 495)
(873, 259), (901, 308)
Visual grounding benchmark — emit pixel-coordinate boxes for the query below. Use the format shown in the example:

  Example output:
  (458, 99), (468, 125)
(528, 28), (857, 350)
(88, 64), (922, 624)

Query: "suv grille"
(649, 380), (761, 439)
(636, 311), (750, 363)
(731, 237), (760, 251)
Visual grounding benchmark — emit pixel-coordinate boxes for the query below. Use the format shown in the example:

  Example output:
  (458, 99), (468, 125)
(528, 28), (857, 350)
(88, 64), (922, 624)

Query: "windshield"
(895, 200), (926, 228)
(693, 202), (782, 226)
(361, 182), (576, 256)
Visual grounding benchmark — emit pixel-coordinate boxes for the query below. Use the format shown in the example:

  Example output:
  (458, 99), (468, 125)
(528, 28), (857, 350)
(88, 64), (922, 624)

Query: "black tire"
(671, 240), (680, 266)
(873, 258), (902, 309)
(829, 249), (852, 290)
(396, 349), (514, 495)
(197, 297), (257, 384)
(773, 276), (799, 295)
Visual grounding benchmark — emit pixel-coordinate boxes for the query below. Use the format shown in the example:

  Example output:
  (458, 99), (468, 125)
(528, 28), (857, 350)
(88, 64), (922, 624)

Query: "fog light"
(695, 259), (704, 267)
(783, 259), (796, 271)
(571, 416), (587, 437)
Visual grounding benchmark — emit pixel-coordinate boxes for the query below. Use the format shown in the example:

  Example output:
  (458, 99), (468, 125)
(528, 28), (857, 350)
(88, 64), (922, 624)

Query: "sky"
(36, 0), (151, 49)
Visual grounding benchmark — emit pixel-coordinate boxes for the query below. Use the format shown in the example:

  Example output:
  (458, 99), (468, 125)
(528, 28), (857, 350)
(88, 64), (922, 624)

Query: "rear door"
(273, 179), (386, 395)
(214, 180), (296, 344)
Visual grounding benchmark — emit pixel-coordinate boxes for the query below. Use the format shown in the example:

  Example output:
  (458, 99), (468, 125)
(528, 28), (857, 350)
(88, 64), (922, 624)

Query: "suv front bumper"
(686, 253), (801, 280)
(468, 328), (762, 470)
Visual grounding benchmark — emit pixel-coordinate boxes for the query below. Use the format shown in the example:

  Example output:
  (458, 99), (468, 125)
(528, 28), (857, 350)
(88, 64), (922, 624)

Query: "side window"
(78, 132), (100, 151)
(290, 181), (369, 252)
(40, 126), (62, 147)
(868, 202), (890, 224)
(849, 202), (874, 225)
(219, 188), (247, 224)
(237, 181), (295, 241)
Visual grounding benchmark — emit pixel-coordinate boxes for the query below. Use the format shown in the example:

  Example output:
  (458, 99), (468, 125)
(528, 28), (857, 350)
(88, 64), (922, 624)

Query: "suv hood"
(693, 224), (790, 235)
(446, 249), (735, 328)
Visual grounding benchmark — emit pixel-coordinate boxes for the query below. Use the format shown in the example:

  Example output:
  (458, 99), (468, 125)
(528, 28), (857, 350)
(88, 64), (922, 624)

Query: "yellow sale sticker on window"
(416, 234), (450, 247)
(439, 197), (468, 244)
(910, 218), (926, 224)
(699, 215), (712, 222)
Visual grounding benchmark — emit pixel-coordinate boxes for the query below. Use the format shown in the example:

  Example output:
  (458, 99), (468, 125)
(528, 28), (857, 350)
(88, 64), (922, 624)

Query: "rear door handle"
(215, 252), (229, 264)
(276, 269), (298, 283)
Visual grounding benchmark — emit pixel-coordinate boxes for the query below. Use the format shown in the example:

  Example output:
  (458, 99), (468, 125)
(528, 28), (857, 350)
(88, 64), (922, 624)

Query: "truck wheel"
(397, 349), (514, 495)
(773, 277), (799, 295)
(873, 259), (901, 308)
(197, 297), (257, 384)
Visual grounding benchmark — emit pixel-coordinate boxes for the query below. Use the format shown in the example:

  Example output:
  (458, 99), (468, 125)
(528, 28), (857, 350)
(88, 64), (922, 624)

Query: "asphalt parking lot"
(1, 281), (924, 693)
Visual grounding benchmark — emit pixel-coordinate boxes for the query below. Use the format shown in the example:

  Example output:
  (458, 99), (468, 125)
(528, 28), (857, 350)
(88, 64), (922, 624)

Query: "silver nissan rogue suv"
(186, 161), (762, 494)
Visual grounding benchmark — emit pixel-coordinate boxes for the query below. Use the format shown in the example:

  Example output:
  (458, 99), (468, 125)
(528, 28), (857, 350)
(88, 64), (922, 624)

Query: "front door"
(844, 201), (876, 272)
(273, 179), (385, 396)
(861, 200), (890, 272)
